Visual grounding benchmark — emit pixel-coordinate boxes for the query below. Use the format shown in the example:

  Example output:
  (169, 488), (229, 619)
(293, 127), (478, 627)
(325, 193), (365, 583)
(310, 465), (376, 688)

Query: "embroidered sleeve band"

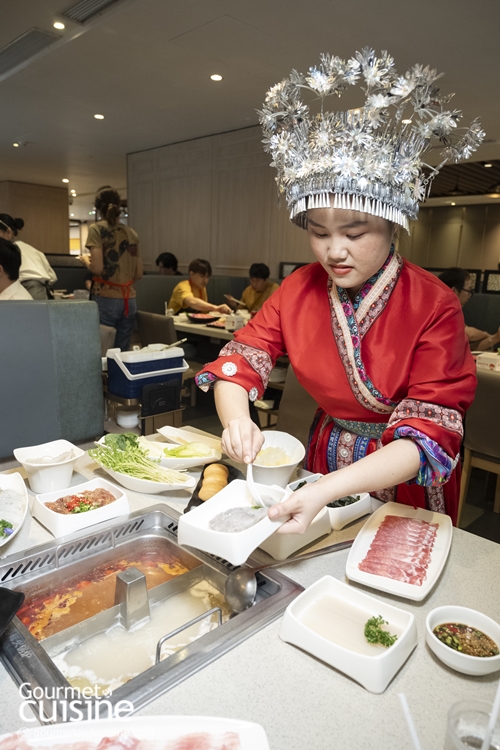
(387, 398), (463, 437)
(394, 425), (459, 486)
(219, 341), (273, 390)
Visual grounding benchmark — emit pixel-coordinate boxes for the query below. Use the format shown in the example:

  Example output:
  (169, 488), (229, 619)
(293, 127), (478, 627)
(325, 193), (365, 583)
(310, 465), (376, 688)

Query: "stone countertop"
(1, 450), (500, 749)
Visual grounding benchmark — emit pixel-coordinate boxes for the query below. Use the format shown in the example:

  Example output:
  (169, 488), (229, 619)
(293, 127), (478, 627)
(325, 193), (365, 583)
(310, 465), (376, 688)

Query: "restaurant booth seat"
(463, 293), (500, 336)
(458, 369), (500, 525)
(0, 300), (104, 461)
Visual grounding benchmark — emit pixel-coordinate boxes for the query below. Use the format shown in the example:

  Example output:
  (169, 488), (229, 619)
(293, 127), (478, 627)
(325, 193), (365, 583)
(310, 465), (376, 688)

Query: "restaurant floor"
(185, 390), (500, 545)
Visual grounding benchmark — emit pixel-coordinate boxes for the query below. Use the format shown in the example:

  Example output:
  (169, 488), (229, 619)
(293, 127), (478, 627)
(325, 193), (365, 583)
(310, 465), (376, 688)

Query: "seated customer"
(0, 214), (57, 299)
(168, 258), (231, 314)
(225, 263), (279, 312)
(156, 252), (182, 275)
(439, 267), (500, 351)
(0, 238), (34, 300)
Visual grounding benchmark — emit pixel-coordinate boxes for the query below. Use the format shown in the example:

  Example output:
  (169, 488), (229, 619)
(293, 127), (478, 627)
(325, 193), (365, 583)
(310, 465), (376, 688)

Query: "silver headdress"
(259, 49), (484, 232)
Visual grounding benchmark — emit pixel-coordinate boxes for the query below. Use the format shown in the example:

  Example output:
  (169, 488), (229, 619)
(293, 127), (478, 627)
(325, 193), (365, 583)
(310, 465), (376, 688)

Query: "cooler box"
(107, 347), (188, 399)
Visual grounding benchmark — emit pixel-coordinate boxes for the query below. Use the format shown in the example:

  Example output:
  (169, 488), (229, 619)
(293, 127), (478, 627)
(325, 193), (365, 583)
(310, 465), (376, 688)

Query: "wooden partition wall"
(127, 126), (310, 277)
(128, 125), (500, 275)
(0, 181), (69, 256)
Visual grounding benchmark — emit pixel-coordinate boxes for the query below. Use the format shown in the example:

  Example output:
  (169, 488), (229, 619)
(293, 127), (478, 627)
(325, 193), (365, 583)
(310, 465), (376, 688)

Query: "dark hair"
(188, 258), (212, 276)
(249, 263), (270, 280)
(156, 252), (178, 272)
(0, 238), (22, 280)
(438, 267), (470, 291)
(94, 186), (122, 226)
(0, 214), (24, 237)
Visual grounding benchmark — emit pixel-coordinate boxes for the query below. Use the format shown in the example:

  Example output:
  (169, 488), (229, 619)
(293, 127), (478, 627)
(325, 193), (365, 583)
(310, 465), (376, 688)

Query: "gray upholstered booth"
(463, 293), (500, 335)
(134, 275), (256, 315)
(0, 300), (104, 459)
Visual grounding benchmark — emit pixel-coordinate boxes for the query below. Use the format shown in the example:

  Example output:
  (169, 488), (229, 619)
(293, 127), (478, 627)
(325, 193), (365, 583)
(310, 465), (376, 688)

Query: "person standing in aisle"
(0, 214), (57, 299)
(81, 186), (143, 351)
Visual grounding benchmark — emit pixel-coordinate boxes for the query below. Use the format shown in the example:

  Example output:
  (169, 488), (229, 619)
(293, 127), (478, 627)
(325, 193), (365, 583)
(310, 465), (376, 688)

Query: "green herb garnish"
(0, 519), (14, 537)
(327, 495), (360, 508)
(364, 615), (398, 648)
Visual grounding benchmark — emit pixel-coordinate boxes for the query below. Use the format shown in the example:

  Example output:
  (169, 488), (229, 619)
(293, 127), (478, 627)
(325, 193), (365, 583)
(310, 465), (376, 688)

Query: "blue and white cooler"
(107, 347), (188, 400)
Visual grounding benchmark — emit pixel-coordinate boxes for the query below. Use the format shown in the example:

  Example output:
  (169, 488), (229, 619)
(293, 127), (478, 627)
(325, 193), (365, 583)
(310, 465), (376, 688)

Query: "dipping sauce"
(300, 594), (403, 656)
(433, 623), (500, 657)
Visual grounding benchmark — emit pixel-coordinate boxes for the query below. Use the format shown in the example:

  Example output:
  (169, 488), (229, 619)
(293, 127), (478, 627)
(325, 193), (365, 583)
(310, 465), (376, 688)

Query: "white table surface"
(1, 441), (500, 749)
(173, 317), (234, 341)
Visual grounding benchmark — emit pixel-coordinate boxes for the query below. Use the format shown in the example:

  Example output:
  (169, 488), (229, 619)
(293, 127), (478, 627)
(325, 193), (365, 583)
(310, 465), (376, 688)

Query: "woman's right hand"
(221, 416), (264, 464)
(216, 303), (232, 315)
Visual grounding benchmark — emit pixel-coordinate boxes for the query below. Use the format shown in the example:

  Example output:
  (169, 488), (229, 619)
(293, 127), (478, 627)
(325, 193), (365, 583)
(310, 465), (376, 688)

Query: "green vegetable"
(364, 615), (398, 648)
(89, 441), (188, 484)
(103, 433), (139, 451)
(163, 442), (212, 458)
(327, 495), (360, 508)
(293, 480), (308, 491)
(0, 519), (13, 537)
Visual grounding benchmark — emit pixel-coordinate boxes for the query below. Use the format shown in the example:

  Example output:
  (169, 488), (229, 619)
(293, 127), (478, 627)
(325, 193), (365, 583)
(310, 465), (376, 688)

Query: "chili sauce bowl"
(426, 605), (500, 676)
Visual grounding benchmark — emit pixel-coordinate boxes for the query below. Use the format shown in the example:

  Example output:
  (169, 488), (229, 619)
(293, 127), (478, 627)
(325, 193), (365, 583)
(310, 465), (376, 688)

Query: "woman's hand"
(222, 416), (264, 463)
(79, 253), (91, 268)
(216, 303), (232, 314)
(268, 482), (329, 534)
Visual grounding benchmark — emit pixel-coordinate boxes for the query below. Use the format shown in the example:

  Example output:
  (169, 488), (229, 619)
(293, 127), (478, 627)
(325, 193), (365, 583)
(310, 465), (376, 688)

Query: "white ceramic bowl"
(33, 478), (130, 538)
(13, 439), (84, 494)
(280, 575), (417, 694)
(426, 605), (500, 676)
(252, 431), (305, 488)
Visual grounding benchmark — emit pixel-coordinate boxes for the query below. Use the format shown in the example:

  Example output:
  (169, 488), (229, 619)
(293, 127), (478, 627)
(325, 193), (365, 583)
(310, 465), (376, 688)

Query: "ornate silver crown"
(259, 49), (484, 232)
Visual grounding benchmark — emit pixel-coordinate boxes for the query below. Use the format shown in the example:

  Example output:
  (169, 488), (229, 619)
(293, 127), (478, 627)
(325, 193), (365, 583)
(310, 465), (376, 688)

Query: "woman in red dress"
(196, 49), (483, 528)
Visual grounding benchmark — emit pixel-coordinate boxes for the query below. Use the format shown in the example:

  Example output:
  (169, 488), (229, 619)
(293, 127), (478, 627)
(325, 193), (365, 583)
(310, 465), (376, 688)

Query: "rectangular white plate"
(345, 502), (453, 601)
(157, 425), (222, 451)
(0, 715), (270, 748)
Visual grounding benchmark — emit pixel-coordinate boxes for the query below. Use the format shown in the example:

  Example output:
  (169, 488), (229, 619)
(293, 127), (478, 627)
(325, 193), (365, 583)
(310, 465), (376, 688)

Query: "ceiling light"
(210, 74), (223, 81)
(484, 162), (493, 168)
(62, 178), (69, 183)
(402, 119), (412, 124)
(94, 113), (104, 119)
(12, 142), (19, 147)
(70, 213), (75, 217)
(53, 21), (65, 30)
(450, 202), (456, 206)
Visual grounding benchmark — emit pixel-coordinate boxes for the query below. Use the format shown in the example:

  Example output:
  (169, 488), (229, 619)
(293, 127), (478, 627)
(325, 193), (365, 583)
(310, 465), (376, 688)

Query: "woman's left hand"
(268, 484), (327, 534)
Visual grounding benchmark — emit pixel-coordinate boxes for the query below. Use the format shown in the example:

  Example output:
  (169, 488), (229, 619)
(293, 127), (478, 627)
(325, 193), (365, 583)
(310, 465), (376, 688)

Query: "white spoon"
(246, 463), (265, 508)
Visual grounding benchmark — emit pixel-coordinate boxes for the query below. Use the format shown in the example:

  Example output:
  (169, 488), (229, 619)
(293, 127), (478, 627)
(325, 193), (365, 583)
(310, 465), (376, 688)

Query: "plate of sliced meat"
(345, 502), (453, 601)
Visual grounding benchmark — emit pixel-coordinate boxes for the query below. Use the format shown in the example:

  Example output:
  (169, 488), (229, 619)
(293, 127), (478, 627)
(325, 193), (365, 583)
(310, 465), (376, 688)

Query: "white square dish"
(178, 478), (288, 565)
(259, 506), (331, 560)
(345, 502), (453, 601)
(279, 575), (417, 693)
(13, 439), (84, 494)
(33, 478), (130, 537)
(285, 474), (372, 532)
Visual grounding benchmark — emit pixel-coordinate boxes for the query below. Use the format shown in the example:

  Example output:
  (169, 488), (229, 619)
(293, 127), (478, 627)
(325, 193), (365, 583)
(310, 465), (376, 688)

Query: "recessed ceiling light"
(12, 142), (19, 148)
(450, 202), (456, 206)
(70, 213), (75, 217)
(62, 178), (69, 183)
(210, 74), (223, 81)
(94, 114), (104, 120)
(484, 162), (493, 168)
(402, 119), (412, 124)
(53, 21), (65, 30)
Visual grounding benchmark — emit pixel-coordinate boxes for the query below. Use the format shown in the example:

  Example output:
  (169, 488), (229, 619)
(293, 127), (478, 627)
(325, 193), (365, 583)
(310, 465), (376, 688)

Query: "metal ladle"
(224, 538), (354, 613)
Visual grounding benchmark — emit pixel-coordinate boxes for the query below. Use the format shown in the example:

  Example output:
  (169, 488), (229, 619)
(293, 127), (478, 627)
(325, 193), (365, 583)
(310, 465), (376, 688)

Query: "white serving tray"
(345, 502), (453, 601)
(0, 716), (270, 749)
(178, 478), (289, 565)
(99, 466), (196, 495)
(0, 472), (29, 549)
(280, 575), (417, 694)
(286, 473), (373, 531)
(33, 478), (130, 537)
(259, 506), (331, 560)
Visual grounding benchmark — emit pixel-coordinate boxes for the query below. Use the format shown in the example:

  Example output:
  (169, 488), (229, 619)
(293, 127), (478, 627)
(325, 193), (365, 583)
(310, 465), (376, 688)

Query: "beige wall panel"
(128, 178), (153, 269)
(426, 207), (462, 267)
(157, 142), (212, 172)
(157, 172), (212, 268)
(406, 214), (431, 266)
(458, 206), (486, 268)
(0, 181), (68, 255)
(128, 153), (154, 176)
(268, 197), (312, 275)
(483, 204), (500, 269)
(212, 164), (272, 274)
